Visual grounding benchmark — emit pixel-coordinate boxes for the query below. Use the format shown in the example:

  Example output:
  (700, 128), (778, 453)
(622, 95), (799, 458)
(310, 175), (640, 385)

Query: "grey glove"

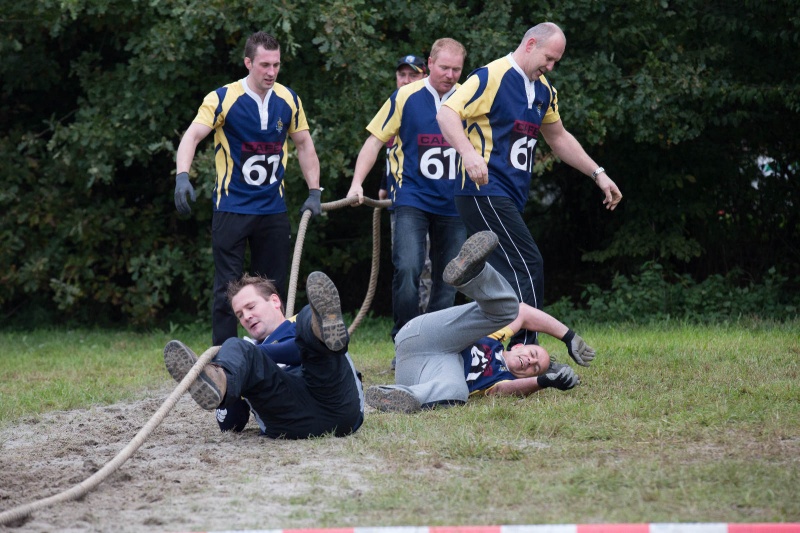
(537, 365), (580, 391)
(299, 189), (322, 217)
(562, 328), (595, 367)
(174, 172), (196, 215)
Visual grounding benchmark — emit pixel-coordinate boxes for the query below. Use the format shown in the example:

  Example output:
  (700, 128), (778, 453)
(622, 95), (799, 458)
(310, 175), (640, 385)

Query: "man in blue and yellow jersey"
(438, 23), (623, 347)
(347, 38), (469, 343)
(174, 32), (322, 346)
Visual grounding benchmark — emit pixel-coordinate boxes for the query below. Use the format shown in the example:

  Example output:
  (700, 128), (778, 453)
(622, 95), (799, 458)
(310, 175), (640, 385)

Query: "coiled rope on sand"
(0, 195), (390, 526)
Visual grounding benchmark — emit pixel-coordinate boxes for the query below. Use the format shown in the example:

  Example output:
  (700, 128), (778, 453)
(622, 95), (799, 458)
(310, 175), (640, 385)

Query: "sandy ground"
(0, 387), (378, 532)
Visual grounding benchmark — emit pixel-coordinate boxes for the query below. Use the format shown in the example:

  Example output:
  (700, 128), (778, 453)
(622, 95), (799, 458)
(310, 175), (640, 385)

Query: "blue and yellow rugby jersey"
(366, 78), (460, 217)
(462, 325), (516, 395)
(193, 78), (309, 214)
(443, 54), (560, 212)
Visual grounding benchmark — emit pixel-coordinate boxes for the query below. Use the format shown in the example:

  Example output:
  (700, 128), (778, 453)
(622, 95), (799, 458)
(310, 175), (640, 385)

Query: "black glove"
(299, 189), (322, 217)
(537, 365), (580, 391)
(562, 328), (595, 367)
(174, 172), (196, 215)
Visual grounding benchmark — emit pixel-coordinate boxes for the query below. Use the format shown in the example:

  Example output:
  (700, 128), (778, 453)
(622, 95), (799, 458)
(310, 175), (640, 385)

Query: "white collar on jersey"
(423, 77), (457, 112)
(507, 53), (537, 110)
(242, 77), (273, 130)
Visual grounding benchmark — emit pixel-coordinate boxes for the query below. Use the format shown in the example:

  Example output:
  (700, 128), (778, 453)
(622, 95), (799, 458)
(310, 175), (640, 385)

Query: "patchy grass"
(348, 318), (800, 524)
(0, 326), (207, 421)
(1, 318), (798, 524)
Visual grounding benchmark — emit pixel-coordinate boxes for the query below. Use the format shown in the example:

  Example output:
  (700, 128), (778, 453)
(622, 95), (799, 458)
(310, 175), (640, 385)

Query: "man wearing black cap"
(380, 55), (427, 203)
(394, 54), (427, 88)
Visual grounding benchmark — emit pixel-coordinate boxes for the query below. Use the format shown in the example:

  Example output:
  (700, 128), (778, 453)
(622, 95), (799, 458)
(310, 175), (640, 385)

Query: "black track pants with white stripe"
(454, 195), (543, 346)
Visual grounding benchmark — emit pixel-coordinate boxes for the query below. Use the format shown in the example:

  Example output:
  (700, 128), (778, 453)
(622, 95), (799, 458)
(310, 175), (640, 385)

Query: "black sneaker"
(306, 271), (348, 352)
(366, 386), (421, 413)
(443, 231), (499, 286)
(163, 340), (226, 410)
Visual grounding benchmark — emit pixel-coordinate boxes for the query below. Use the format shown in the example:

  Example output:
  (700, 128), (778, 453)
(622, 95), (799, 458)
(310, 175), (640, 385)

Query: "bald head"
(520, 22), (565, 48)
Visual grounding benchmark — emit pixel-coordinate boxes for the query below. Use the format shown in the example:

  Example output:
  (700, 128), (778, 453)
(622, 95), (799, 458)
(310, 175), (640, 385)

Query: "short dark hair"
(226, 273), (285, 315)
(244, 31), (281, 60)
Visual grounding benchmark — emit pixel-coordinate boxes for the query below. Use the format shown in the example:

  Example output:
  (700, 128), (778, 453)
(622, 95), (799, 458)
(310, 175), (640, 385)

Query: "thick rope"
(285, 209), (312, 318)
(348, 206), (383, 334)
(0, 195), (391, 526)
(286, 196), (391, 333)
(0, 346), (220, 526)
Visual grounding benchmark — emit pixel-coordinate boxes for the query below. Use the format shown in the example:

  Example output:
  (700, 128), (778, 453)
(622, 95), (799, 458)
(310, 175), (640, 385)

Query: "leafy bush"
(2, 0), (799, 327)
(561, 262), (800, 323)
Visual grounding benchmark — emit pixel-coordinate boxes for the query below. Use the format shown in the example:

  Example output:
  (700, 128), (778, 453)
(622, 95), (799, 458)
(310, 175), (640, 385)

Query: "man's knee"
(498, 296), (521, 323)
(393, 265), (423, 303)
(216, 337), (254, 363)
(221, 337), (245, 349)
(393, 245), (424, 275)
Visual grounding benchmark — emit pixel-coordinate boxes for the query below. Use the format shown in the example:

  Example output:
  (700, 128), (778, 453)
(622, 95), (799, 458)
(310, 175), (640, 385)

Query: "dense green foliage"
(548, 262), (798, 325)
(2, 0), (799, 326)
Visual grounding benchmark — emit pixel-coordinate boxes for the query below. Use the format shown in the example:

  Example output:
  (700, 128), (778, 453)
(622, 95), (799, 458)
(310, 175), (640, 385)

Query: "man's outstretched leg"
(293, 271), (364, 437)
(164, 342), (227, 410)
(366, 230), (507, 413)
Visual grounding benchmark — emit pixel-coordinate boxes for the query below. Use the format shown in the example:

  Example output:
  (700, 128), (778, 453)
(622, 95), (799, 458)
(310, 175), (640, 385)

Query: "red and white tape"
(198, 524), (800, 533)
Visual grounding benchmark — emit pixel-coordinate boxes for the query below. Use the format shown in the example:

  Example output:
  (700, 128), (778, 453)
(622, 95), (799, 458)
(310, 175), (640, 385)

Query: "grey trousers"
(391, 262), (519, 406)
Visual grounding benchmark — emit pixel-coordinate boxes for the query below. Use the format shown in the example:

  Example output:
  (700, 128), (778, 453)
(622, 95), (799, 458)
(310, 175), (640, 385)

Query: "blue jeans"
(390, 206), (467, 339)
